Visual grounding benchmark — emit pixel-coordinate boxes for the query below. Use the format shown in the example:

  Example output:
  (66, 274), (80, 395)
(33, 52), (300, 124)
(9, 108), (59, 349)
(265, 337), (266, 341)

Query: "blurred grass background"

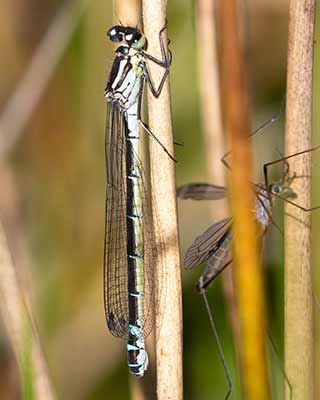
(0, 0), (319, 399)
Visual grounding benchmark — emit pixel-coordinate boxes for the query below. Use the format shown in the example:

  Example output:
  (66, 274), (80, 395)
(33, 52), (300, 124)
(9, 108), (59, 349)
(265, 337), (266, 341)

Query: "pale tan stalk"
(217, 0), (271, 398)
(0, 219), (56, 399)
(142, 1), (183, 399)
(113, 0), (141, 26)
(284, 1), (315, 399)
(197, 0), (225, 187)
(196, 0), (240, 350)
(312, 9), (320, 400)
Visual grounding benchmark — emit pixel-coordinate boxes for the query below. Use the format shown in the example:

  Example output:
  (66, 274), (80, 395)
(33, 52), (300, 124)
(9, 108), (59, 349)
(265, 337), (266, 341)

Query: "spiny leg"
(143, 23), (172, 98)
(138, 120), (176, 162)
(142, 21), (172, 68)
(136, 80), (176, 162)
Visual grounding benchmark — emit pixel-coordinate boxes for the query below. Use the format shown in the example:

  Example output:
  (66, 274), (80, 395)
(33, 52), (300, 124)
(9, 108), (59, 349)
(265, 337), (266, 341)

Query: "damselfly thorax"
(105, 46), (145, 110)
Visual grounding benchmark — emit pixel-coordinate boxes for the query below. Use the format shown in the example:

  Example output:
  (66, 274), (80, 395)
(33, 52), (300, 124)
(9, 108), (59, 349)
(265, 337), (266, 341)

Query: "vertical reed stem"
(196, 0), (240, 351)
(284, 2), (315, 399)
(196, 0), (225, 186)
(217, 1), (270, 398)
(142, 1), (183, 399)
(113, 0), (141, 26)
(312, 8), (320, 400)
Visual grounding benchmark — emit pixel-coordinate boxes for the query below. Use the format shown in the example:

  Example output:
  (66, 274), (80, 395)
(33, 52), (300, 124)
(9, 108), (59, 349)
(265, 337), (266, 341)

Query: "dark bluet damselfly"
(104, 24), (172, 378)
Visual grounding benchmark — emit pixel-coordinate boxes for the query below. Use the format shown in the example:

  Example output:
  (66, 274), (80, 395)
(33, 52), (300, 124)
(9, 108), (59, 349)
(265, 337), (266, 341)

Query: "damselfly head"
(107, 26), (146, 50)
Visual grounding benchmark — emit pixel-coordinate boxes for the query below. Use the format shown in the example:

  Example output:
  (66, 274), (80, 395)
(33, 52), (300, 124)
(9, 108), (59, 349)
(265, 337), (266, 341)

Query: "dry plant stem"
(0, 220), (56, 399)
(312, 10), (320, 400)
(113, 0), (141, 26)
(217, 1), (270, 399)
(142, 2), (183, 400)
(284, 2), (315, 399)
(196, 0), (240, 352)
(0, 0), (89, 159)
(197, 0), (225, 187)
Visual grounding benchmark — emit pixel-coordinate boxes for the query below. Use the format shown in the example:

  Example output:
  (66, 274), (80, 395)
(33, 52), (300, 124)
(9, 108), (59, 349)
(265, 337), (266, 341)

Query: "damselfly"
(104, 24), (172, 378)
(177, 147), (319, 398)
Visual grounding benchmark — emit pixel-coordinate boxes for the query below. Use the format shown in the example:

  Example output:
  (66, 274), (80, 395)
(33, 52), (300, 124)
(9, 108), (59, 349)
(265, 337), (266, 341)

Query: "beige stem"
(196, 0), (240, 353)
(142, 1), (183, 399)
(284, 1), (316, 399)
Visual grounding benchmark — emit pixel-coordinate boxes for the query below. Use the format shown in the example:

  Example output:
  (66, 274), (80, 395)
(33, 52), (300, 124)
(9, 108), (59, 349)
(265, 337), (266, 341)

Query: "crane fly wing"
(197, 230), (233, 290)
(184, 217), (232, 269)
(177, 183), (227, 201)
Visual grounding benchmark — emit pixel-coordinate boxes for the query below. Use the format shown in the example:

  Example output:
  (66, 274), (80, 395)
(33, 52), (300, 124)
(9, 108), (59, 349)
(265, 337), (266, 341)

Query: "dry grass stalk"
(284, 1), (316, 399)
(312, 10), (320, 400)
(216, 0), (270, 398)
(196, 0), (241, 352)
(113, 0), (141, 26)
(142, 1), (183, 399)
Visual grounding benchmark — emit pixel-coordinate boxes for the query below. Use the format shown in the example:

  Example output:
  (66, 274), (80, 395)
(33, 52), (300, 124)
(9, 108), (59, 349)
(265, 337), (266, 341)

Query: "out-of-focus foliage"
(0, 1), (318, 399)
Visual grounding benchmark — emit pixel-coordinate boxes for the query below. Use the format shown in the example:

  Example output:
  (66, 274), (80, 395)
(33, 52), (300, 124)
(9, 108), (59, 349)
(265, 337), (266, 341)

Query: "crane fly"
(177, 146), (319, 398)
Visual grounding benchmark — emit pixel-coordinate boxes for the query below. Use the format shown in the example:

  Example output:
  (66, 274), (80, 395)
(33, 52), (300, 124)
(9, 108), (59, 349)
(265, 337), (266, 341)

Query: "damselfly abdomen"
(104, 24), (171, 378)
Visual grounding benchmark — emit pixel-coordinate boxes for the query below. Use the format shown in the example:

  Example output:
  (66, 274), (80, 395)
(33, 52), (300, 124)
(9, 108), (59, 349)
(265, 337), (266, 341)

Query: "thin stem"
(284, 1), (315, 399)
(142, 2), (183, 400)
(196, 0), (225, 186)
(196, 0), (240, 357)
(113, 0), (141, 26)
(217, 1), (271, 399)
(312, 8), (320, 400)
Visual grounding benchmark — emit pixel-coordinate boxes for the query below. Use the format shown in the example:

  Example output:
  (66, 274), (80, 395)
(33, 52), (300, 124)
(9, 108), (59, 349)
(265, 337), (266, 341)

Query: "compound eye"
(271, 185), (281, 194)
(107, 26), (125, 42)
(131, 33), (146, 50)
(125, 33), (134, 42)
